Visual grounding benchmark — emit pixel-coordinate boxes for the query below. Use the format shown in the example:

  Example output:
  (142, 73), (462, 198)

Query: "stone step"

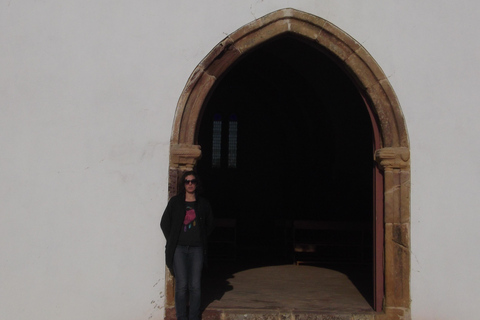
(202, 309), (376, 320)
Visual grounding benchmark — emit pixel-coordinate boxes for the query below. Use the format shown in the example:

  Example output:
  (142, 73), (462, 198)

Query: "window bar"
(228, 114), (238, 168)
(212, 114), (222, 168)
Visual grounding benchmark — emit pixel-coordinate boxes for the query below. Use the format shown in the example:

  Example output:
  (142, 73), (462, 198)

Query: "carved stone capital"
(375, 147), (410, 170)
(170, 144), (202, 169)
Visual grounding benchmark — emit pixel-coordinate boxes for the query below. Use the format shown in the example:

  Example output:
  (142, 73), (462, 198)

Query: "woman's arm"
(160, 200), (173, 239)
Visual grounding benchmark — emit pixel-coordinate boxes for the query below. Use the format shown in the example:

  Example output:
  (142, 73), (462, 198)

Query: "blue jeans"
(173, 245), (204, 320)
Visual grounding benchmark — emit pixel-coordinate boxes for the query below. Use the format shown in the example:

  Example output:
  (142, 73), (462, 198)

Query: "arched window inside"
(210, 113), (238, 168)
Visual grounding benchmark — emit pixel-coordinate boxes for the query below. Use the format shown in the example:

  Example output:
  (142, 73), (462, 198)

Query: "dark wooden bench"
(293, 220), (370, 265)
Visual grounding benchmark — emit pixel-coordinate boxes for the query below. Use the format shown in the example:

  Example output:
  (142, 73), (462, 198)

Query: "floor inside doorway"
(201, 260), (375, 317)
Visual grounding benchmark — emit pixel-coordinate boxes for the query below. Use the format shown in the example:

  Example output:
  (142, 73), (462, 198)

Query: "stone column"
(164, 144), (202, 320)
(374, 147), (411, 320)
(169, 144), (202, 198)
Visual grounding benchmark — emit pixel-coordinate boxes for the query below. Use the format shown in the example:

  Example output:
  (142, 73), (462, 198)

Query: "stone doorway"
(167, 8), (410, 320)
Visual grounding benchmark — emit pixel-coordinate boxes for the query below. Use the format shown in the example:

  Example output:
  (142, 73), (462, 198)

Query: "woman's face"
(184, 174), (197, 194)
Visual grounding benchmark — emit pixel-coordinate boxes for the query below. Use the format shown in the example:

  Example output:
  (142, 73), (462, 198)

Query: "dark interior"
(196, 35), (375, 305)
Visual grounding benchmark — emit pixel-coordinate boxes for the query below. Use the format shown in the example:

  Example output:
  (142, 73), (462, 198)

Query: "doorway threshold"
(202, 309), (375, 320)
(201, 264), (375, 320)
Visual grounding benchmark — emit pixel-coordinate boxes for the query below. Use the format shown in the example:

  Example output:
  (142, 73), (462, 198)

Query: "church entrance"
(197, 32), (375, 301)
(197, 33), (377, 311)
(167, 9), (410, 320)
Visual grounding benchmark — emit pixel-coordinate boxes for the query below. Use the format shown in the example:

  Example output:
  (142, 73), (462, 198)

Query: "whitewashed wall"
(1, 1), (479, 319)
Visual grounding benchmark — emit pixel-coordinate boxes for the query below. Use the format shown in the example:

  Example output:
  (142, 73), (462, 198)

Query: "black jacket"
(160, 193), (214, 272)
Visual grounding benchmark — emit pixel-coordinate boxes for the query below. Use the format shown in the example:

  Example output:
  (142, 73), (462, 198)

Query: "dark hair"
(178, 170), (202, 195)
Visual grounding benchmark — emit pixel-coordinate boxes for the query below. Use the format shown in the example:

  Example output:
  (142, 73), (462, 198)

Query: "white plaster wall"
(1, 1), (479, 319)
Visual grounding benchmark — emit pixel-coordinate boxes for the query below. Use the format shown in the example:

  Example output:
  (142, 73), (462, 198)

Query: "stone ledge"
(201, 309), (377, 320)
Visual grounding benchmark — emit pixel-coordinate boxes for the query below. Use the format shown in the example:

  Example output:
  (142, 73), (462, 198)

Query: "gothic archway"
(167, 8), (410, 320)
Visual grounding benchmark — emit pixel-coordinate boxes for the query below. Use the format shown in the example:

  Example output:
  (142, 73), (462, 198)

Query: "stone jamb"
(167, 8), (411, 320)
(375, 147), (411, 319)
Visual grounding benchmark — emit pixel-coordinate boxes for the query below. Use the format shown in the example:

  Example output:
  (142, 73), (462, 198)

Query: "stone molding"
(375, 147), (410, 170)
(171, 8), (409, 150)
(170, 144), (202, 169)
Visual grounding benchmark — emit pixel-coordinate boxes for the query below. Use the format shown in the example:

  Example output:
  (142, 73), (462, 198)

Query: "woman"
(160, 170), (214, 320)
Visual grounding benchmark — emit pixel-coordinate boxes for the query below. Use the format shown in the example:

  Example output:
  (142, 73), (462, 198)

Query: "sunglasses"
(184, 179), (198, 185)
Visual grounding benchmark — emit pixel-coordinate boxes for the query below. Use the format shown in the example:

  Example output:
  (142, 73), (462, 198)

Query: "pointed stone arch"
(167, 8), (410, 320)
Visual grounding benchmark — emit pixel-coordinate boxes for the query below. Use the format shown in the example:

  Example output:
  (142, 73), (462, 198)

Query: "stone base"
(165, 307), (384, 320)
(202, 309), (377, 320)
